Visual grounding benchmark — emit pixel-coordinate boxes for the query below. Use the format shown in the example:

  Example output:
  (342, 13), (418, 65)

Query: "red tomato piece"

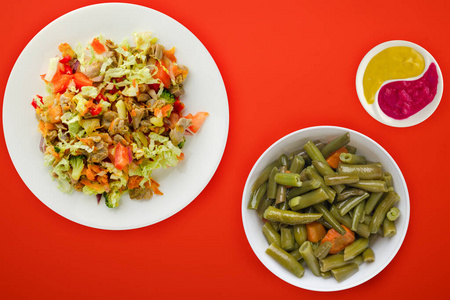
(114, 143), (130, 170)
(52, 74), (73, 93)
(155, 61), (171, 88)
(173, 99), (185, 114)
(185, 112), (209, 133)
(73, 72), (93, 88)
(89, 105), (102, 116)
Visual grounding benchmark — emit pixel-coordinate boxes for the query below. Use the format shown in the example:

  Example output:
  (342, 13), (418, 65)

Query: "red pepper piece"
(59, 55), (71, 63)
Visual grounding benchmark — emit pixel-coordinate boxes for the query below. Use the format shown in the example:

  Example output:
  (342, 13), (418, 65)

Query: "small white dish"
(356, 40), (443, 127)
(3, 3), (229, 230)
(241, 126), (409, 291)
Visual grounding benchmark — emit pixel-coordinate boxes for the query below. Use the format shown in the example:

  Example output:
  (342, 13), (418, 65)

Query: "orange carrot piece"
(306, 222), (326, 243)
(321, 225), (355, 254)
(80, 178), (104, 193)
(164, 47), (177, 62)
(128, 175), (144, 189)
(326, 146), (348, 169)
(97, 174), (109, 188)
(91, 38), (106, 54)
(85, 166), (96, 181)
(149, 178), (163, 195)
(89, 164), (103, 174)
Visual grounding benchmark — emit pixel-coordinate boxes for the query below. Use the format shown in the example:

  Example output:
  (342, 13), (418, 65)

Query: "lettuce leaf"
(51, 158), (73, 193)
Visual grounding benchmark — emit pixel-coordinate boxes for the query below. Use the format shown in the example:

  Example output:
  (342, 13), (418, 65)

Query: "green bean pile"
(248, 132), (401, 282)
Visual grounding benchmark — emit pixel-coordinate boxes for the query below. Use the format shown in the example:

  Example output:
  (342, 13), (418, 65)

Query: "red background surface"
(1, 0), (448, 298)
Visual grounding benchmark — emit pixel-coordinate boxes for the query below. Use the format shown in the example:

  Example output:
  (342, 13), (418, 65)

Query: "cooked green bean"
(345, 145), (357, 154)
(314, 241), (332, 259)
(305, 166), (336, 202)
(319, 254), (363, 272)
(324, 174), (359, 185)
(364, 192), (384, 215)
(299, 241), (321, 277)
(289, 140), (324, 161)
(337, 163), (383, 180)
(362, 248), (375, 262)
(280, 226), (295, 251)
(289, 155), (305, 174)
(270, 221), (280, 232)
(335, 192), (369, 216)
(313, 203), (346, 235)
(383, 172), (394, 187)
(321, 271), (333, 279)
(330, 205), (370, 238)
(331, 263), (359, 283)
(251, 160), (279, 193)
(311, 160), (335, 177)
(299, 168), (309, 182)
(262, 222), (281, 246)
(351, 200), (365, 231)
(293, 224), (307, 246)
(336, 188), (365, 201)
(348, 180), (388, 193)
(256, 196), (274, 218)
(267, 167), (278, 199)
(383, 218), (397, 237)
(277, 201), (289, 211)
(317, 218), (333, 230)
(387, 207), (400, 221)
(275, 165), (288, 204)
(266, 243), (305, 278)
(369, 191), (400, 234)
(247, 182), (268, 210)
(343, 238), (369, 261)
(289, 248), (303, 261)
(279, 154), (289, 166)
(321, 132), (350, 159)
(304, 140), (329, 164)
(362, 214), (372, 226)
(287, 179), (321, 199)
(274, 172), (302, 187)
(339, 153), (366, 164)
(289, 188), (329, 211)
(312, 160), (346, 194)
(263, 206), (322, 225)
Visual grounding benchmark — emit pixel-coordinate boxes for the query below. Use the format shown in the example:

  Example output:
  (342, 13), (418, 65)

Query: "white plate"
(242, 126), (409, 291)
(356, 40), (443, 127)
(3, 3), (229, 230)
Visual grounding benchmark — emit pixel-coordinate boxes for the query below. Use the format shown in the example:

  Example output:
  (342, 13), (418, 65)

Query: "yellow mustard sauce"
(363, 46), (425, 104)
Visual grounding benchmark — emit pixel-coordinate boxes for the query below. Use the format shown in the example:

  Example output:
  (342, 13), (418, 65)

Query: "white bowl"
(356, 40), (443, 127)
(241, 126), (410, 291)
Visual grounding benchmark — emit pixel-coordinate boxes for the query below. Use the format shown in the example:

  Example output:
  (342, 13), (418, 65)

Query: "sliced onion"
(71, 59), (80, 73)
(39, 136), (46, 153)
(96, 193), (102, 205)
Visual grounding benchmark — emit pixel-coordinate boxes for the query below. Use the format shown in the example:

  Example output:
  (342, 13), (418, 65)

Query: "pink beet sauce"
(378, 63), (438, 120)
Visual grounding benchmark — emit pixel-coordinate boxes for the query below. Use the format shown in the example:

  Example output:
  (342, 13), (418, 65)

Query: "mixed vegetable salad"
(32, 32), (208, 208)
